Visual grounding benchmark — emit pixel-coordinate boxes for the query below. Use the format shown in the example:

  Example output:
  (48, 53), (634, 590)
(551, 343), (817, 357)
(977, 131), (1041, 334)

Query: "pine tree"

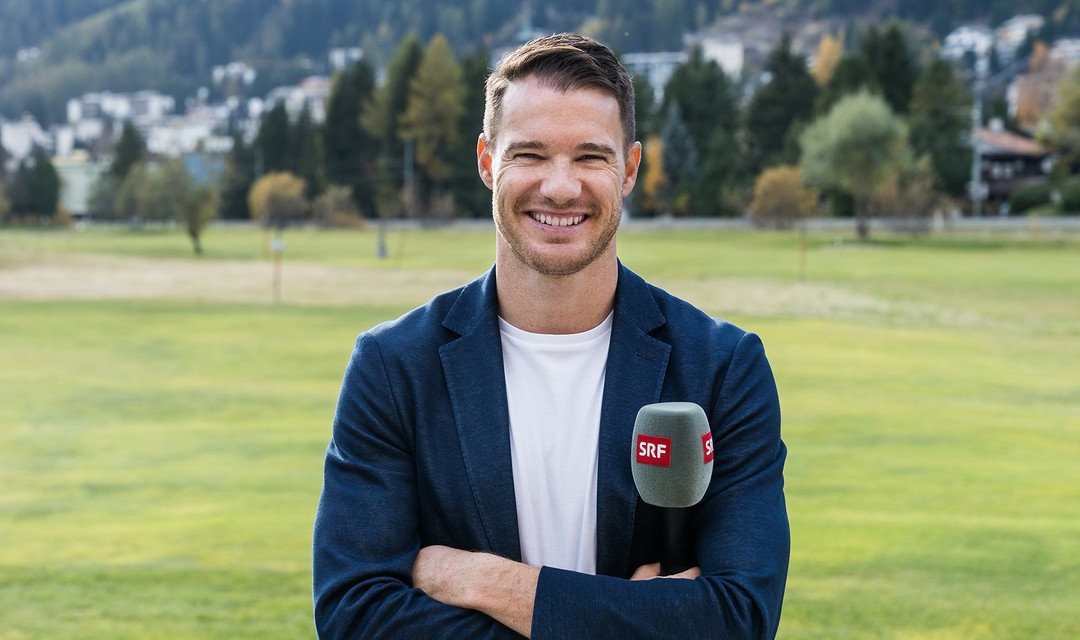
(447, 45), (492, 218)
(255, 101), (293, 175)
(362, 33), (425, 217)
(661, 48), (745, 216)
(28, 147), (61, 219)
(746, 33), (819, 172)
(322, 59), (378, 217)
(909, 58), (972, 197)
(862, 23), (917, 115)
(815, 53), (879, 116)
(399, 34), (465, 218)
(111, 121), (145, 180)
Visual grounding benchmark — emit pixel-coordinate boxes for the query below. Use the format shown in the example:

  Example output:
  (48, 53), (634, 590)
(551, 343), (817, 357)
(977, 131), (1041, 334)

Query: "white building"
(145, 114), (234, 157)
(54, 150), (108, 218)
(66, 90), (176, 127)
(996, 14), (1045, 61)
(1, 114), (52, 164)
(623, 52), (688, 100)
(942, 25), (995, 60)
(264, 76), (332, 123)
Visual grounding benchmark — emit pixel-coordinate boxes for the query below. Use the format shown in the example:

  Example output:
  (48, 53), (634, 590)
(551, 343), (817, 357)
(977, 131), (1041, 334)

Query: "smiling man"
(313, 33), (789, 639)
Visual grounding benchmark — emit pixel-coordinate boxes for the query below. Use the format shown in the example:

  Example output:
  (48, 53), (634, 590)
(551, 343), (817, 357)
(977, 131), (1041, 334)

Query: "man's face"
(478, 76), (641, 277)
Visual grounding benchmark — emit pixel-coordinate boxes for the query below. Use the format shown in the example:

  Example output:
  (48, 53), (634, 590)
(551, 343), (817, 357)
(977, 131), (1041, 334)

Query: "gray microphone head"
(631, 402), (714, 508)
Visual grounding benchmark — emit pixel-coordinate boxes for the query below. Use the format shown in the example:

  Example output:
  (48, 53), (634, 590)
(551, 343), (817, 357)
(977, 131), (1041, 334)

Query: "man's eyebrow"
(577, 142), (617, 157)
(503, 141), (546, 155)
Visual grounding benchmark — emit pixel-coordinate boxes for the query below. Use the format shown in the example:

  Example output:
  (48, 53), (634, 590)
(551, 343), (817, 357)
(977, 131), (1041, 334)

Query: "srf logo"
(702, 433), (715, 463)
(636, 435), (671, 467)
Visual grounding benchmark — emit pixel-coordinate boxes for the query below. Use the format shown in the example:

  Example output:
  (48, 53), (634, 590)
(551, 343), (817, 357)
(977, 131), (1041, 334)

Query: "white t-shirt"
(499, 313), (613, 574)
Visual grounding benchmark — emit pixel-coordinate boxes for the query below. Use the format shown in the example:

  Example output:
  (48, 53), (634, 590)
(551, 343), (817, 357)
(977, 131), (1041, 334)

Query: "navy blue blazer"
(313, 263), (789, 639)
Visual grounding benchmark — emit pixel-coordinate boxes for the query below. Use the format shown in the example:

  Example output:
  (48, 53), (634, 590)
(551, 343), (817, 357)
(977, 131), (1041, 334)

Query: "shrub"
(749, 165), (818, 229)
(1008, 183), (1053, 214)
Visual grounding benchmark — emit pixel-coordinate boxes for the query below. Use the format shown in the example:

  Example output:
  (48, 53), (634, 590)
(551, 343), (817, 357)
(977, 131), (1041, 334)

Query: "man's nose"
(539, 160), (582, 204)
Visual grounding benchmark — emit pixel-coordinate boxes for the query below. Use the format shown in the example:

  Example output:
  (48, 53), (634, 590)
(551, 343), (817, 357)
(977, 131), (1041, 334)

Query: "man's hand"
(412, 545), (540, 637)
(630, 562), (701, 581)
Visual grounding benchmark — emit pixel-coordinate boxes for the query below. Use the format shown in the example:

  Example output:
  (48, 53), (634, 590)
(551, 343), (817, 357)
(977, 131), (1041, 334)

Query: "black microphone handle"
(659, 506), (696, 576)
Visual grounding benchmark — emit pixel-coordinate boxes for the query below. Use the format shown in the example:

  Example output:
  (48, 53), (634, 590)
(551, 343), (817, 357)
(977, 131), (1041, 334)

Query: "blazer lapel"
(595, 264), (670, 576)
(439, 269), (522, 561)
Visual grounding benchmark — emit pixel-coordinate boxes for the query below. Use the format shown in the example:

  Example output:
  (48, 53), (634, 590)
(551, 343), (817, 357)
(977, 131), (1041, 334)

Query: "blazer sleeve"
(531, 330), (789, 639)
(312, 333), (525, 639)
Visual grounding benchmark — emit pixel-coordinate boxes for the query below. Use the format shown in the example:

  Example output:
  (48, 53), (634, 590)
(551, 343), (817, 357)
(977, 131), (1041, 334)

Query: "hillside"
(2, 0), (1079, 124)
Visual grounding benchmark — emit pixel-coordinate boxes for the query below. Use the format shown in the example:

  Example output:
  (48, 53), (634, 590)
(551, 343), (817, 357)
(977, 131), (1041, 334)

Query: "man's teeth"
(534, 213), (584, 227)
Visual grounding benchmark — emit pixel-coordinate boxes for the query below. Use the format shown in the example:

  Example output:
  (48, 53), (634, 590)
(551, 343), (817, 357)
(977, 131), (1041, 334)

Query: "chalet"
(975, 120), (1051, 205)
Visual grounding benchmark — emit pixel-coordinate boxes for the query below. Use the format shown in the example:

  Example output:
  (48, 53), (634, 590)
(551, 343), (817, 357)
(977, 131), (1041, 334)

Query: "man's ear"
(622, 141), (642, 197)
(477, 134), (494, 190)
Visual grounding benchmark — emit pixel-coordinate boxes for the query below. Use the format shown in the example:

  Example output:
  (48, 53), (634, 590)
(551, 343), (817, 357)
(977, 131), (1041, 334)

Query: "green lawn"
(1, 224), (1078, 638)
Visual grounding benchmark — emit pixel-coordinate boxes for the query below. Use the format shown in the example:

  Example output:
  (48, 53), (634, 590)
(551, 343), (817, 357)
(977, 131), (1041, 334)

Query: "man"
(313, 33), (789, 639)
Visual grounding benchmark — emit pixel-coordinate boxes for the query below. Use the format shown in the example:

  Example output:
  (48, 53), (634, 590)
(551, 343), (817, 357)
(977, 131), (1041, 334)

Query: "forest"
(3, 0), (1080, 123)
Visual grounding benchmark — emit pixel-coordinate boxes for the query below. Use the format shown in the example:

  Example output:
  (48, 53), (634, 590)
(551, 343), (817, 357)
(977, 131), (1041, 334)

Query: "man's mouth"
(531, 212), (585, 227)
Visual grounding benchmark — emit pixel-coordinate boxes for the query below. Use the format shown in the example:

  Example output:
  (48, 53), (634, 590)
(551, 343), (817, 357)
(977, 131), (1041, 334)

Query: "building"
(974, 120), (1050, 205)
(53, 150), (108, 219)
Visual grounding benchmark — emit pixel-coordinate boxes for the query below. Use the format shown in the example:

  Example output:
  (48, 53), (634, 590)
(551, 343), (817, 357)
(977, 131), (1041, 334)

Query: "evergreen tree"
(27, 147), (61, 219)
(909, 58), (973, 197)
(219, 132), (255, 220)
(322, 59), (379, 217)
(362, 33), (425, 217)
(448, 45), (492, 218)
(399, 34), (465, 219)
(255, 101), (294, 175)
(111, 121), (145, 180)
(746, 33), (819, 172)
(861, 23), (918, 115)
(659, 102), (697, 215)
(661, 48), (745, 216)
(815, 53), (879, 115)
(292, 104), (324, 201)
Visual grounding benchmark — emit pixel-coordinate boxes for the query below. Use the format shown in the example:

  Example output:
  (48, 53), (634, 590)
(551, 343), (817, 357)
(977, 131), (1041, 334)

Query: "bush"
(749, 165), (818, 229)
(1008, 183), (1053, 214)
(1057, 178), (1080, 213)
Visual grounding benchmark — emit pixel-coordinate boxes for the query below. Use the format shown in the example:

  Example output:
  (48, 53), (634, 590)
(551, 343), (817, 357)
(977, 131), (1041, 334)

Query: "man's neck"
(495, 256), (618, 335)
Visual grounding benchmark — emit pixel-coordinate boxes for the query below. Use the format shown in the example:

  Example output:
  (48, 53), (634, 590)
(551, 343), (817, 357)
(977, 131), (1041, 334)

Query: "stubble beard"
(494, 194), (623, 277)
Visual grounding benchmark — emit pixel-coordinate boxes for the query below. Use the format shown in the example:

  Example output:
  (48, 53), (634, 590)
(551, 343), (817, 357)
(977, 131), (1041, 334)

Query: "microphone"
(631, 402), (714, 575)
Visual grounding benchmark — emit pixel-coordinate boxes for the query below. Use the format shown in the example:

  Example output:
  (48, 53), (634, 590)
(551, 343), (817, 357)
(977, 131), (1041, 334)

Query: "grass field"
(1, 223), (1078, 638)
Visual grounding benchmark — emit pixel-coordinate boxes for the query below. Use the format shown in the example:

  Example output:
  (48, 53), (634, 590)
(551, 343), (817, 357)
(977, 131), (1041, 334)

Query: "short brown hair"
(484, 33), (636, 151)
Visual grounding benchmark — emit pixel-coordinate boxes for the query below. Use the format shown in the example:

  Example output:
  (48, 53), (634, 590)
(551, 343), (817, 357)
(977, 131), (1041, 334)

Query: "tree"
(312, 184), (363, 227)
(293, 104), (324, 201)
(255, 101), (293, 175)
(111, 121), (145, 180)
(322, 59), (379, 216)
(811, 34), (845, 87)
(800, 91), (910, 239)
(815, 53), (878, 115)
(861, 23), (918, 115)
(0, 181), (11, 224)
(659, 102), (697, 215)
(398, 34), (465, 219)
(909, 58), (973, 197)
(247, 171), (308, 228)
(746, 33), (819, 172)
(749, 166), (818, 229)
(181, 183), (218, 255)
(1040, 62), (1080, 175)
(219, 131), (255, 220)
(17, 147), (62, 221)
(448, 45), (493, 218)
(661, 48), (745, 216)
(362, 33), (424, 218)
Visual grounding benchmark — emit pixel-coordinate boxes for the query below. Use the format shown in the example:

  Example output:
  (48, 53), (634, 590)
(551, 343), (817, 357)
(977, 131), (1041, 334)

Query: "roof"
(976, 127), (1047, 157)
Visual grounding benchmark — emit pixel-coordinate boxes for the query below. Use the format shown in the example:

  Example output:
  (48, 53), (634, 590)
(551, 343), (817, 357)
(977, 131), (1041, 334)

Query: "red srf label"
(636, 435), (672, 467)
(702, 433), (715, 463)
